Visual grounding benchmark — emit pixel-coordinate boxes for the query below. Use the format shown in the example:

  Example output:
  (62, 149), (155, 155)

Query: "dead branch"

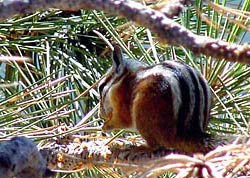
(0, 137), (54, 178)
(0, 131), (248, 177)
(40, 133), (250, 177)
(0, 0), (249, 64)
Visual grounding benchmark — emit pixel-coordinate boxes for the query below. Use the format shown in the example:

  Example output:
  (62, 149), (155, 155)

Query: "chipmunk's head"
(98, 45), (145, 131)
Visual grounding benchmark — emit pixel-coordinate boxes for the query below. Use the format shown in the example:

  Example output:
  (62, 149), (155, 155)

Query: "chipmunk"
(98, 45), (216, 153)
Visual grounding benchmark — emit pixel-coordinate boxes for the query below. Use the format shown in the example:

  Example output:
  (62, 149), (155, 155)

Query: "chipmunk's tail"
(200, 133), (249, 154)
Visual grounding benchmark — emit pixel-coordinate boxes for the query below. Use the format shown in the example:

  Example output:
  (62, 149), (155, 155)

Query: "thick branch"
(42, 135), (250, 177)
(0, 0), (250, 63)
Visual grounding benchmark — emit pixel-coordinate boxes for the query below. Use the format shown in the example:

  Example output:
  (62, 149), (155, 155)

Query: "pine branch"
(41, 134), (250, 177)
(0, 0), (249, 64)
(0, 133), (248, 177)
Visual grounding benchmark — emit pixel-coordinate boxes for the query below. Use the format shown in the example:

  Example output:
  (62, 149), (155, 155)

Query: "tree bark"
(0, 0), (249, 64)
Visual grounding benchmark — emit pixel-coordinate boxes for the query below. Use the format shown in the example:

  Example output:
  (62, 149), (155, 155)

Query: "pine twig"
(0, 0), (249, 63)
(41, 134), (250, 177)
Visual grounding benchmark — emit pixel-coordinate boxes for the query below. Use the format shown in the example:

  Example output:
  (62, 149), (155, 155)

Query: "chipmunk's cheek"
(98, 104), (112, 119)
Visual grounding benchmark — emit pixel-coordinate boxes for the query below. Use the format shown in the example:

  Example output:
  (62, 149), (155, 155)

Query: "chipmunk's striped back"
(134, 61), (211, 137)
(99, 46), (212, 152)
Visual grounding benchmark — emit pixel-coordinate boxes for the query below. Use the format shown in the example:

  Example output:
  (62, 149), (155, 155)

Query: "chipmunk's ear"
(112, 45), (125, 73)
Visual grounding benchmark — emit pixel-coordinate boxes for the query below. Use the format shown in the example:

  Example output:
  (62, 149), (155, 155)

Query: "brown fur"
(132, 75), (177, 147)
(99, 46), (213, 153)
(105, 72), (135, 129)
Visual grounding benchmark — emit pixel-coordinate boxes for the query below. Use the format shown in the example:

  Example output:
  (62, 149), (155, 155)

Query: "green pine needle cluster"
(0, 0), (249, 177)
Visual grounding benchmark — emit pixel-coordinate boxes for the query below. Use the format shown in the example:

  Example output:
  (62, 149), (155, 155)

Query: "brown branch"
(41, 134), (250, 177)
(0, 137), (54, 178)
(0, 0), (250, 64)
(1, 132), (248, 177)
